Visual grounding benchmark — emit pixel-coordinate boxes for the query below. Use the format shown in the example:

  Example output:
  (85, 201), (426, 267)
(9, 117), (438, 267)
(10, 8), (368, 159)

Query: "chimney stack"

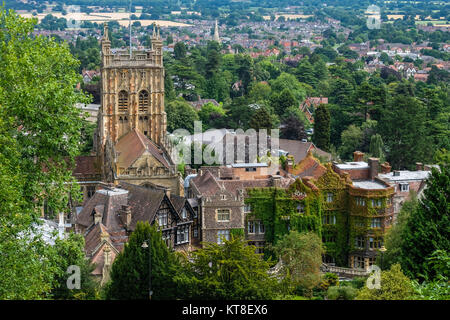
(353, 151), (364, 162)
(368, 158), (379, 180)
(416, 162), (423, 171)
(119, 205), (132, 228)
(94, 207), (102, 224)
(286, 155), (294, 172)
(381, 162), (391, 174)
(271, 175), (282, 188)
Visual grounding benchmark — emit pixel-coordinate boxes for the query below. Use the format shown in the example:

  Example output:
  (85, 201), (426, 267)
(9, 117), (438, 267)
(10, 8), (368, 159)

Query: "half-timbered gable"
(76, 182), (194, 283)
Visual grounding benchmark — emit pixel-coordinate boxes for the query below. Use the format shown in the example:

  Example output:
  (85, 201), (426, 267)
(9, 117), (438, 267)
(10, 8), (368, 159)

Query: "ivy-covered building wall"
(245, 162), (395, 269)
(245, 179), (323, 260)
(313, 164), (352, 266)
(347, 184), (395, 269)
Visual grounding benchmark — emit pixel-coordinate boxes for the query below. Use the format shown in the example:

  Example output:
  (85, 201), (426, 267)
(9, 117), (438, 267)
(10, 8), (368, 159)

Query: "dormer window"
(158, 212), (168, 227)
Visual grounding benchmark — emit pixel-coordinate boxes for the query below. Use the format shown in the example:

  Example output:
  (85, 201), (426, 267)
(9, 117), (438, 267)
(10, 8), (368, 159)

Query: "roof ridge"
(133, 128), (147, 149)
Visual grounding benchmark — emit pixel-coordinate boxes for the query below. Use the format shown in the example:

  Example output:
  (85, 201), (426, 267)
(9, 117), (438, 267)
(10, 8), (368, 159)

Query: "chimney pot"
(416, 162), (423, 171)
(94, 209), (102, 224)
(381, 162), (391, 174)
(368, 157), (379, 180)
(353, 151), (364, 162)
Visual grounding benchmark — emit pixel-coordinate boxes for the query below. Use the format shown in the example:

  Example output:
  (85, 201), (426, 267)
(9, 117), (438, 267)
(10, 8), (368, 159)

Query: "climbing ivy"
(245, 179), (322, 260)
(314, 164), (350, 266)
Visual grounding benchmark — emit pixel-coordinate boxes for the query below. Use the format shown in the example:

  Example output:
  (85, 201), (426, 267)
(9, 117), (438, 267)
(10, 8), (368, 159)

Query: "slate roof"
(190, 169), (294, 197)
(119, 182), (167, 231)
(76, 188), (128, 230)
(73, 156), (102, 178)
(279, 139), (327, 164)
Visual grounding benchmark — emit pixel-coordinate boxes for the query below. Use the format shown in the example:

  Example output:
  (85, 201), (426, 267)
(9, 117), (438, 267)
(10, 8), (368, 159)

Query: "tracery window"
(118, 90), (129, 112)
(139, 90), (149, 113)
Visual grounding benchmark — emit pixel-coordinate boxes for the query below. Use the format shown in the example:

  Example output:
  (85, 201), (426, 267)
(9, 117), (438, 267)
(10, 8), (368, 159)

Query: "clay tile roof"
(115, 129), (170, 170)
(289, 152), (327, 179)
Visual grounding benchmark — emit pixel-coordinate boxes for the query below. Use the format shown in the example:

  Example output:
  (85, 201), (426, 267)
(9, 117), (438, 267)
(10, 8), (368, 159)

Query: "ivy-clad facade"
(246, 152), (395, 269)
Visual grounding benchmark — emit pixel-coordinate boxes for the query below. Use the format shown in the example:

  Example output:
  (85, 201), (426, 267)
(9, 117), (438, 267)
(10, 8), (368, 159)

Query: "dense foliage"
(0, 8), (93, 299)
(105, 222), (185, 300)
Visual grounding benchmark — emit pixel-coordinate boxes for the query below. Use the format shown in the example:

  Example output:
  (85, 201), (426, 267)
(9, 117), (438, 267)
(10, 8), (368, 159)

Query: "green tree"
(0, 8), (88, 298)
(356, 264), (415, 300)
(248, 82), (272, 102)
(399, 166), (450, 281)
(185, 236), (278, 300)
(327, 286), (357, 300)
(272, 231), (324, 297)
(339, 125), (363, 160)
(174, 41), (187, 60)
(270, 88), (297, 116)
(369, 134), (385, 160)
(313, 104), (331, 152)
(296, 57), (316, 86)
(270, 72), (306, 103)
(105, 222), (184, 300)
(378, 94), (430, 169)
(198, 102), (226, 130)
(166, 99), (199, 134)
(50, 233), (98, 300)
(313, 59), (329, 83)
(249, 106), (277, 131)
(235, 54), (254, 95)
(382, 193), (419, 270)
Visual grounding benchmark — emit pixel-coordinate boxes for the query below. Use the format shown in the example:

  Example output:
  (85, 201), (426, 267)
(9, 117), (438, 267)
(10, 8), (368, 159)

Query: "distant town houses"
(299, 96), (328, 124)
(188, 97), (220, 111)
(82, 69), (100, 83)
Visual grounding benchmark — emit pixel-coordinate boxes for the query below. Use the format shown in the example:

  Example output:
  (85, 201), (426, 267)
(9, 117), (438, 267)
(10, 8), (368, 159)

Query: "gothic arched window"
(118, 90), (128, 113)
(139, 90), (149, 113)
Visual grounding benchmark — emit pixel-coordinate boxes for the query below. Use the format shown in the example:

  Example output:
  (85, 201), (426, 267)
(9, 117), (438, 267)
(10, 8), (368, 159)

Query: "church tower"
(96, 23), (183, 195)
(99, 23), (166, 149)
(214, 20), (221, 43)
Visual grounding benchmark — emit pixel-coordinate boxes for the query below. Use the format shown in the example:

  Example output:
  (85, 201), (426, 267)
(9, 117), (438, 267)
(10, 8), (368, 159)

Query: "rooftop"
(97, 188), (129, 196)
(352, 180), (388, 190)
(378, 170), (431, 181)
(335, 162), (370, 170)
(231, 163), (268, 168)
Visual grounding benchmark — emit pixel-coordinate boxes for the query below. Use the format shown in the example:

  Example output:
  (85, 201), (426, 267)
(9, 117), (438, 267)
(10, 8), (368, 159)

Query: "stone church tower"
(98, 23), (166, 147)
(96, 23), (183, 195)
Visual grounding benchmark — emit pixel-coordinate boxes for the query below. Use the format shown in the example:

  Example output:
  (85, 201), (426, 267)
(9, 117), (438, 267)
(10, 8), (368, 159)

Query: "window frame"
(217, 209), (231, 222)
